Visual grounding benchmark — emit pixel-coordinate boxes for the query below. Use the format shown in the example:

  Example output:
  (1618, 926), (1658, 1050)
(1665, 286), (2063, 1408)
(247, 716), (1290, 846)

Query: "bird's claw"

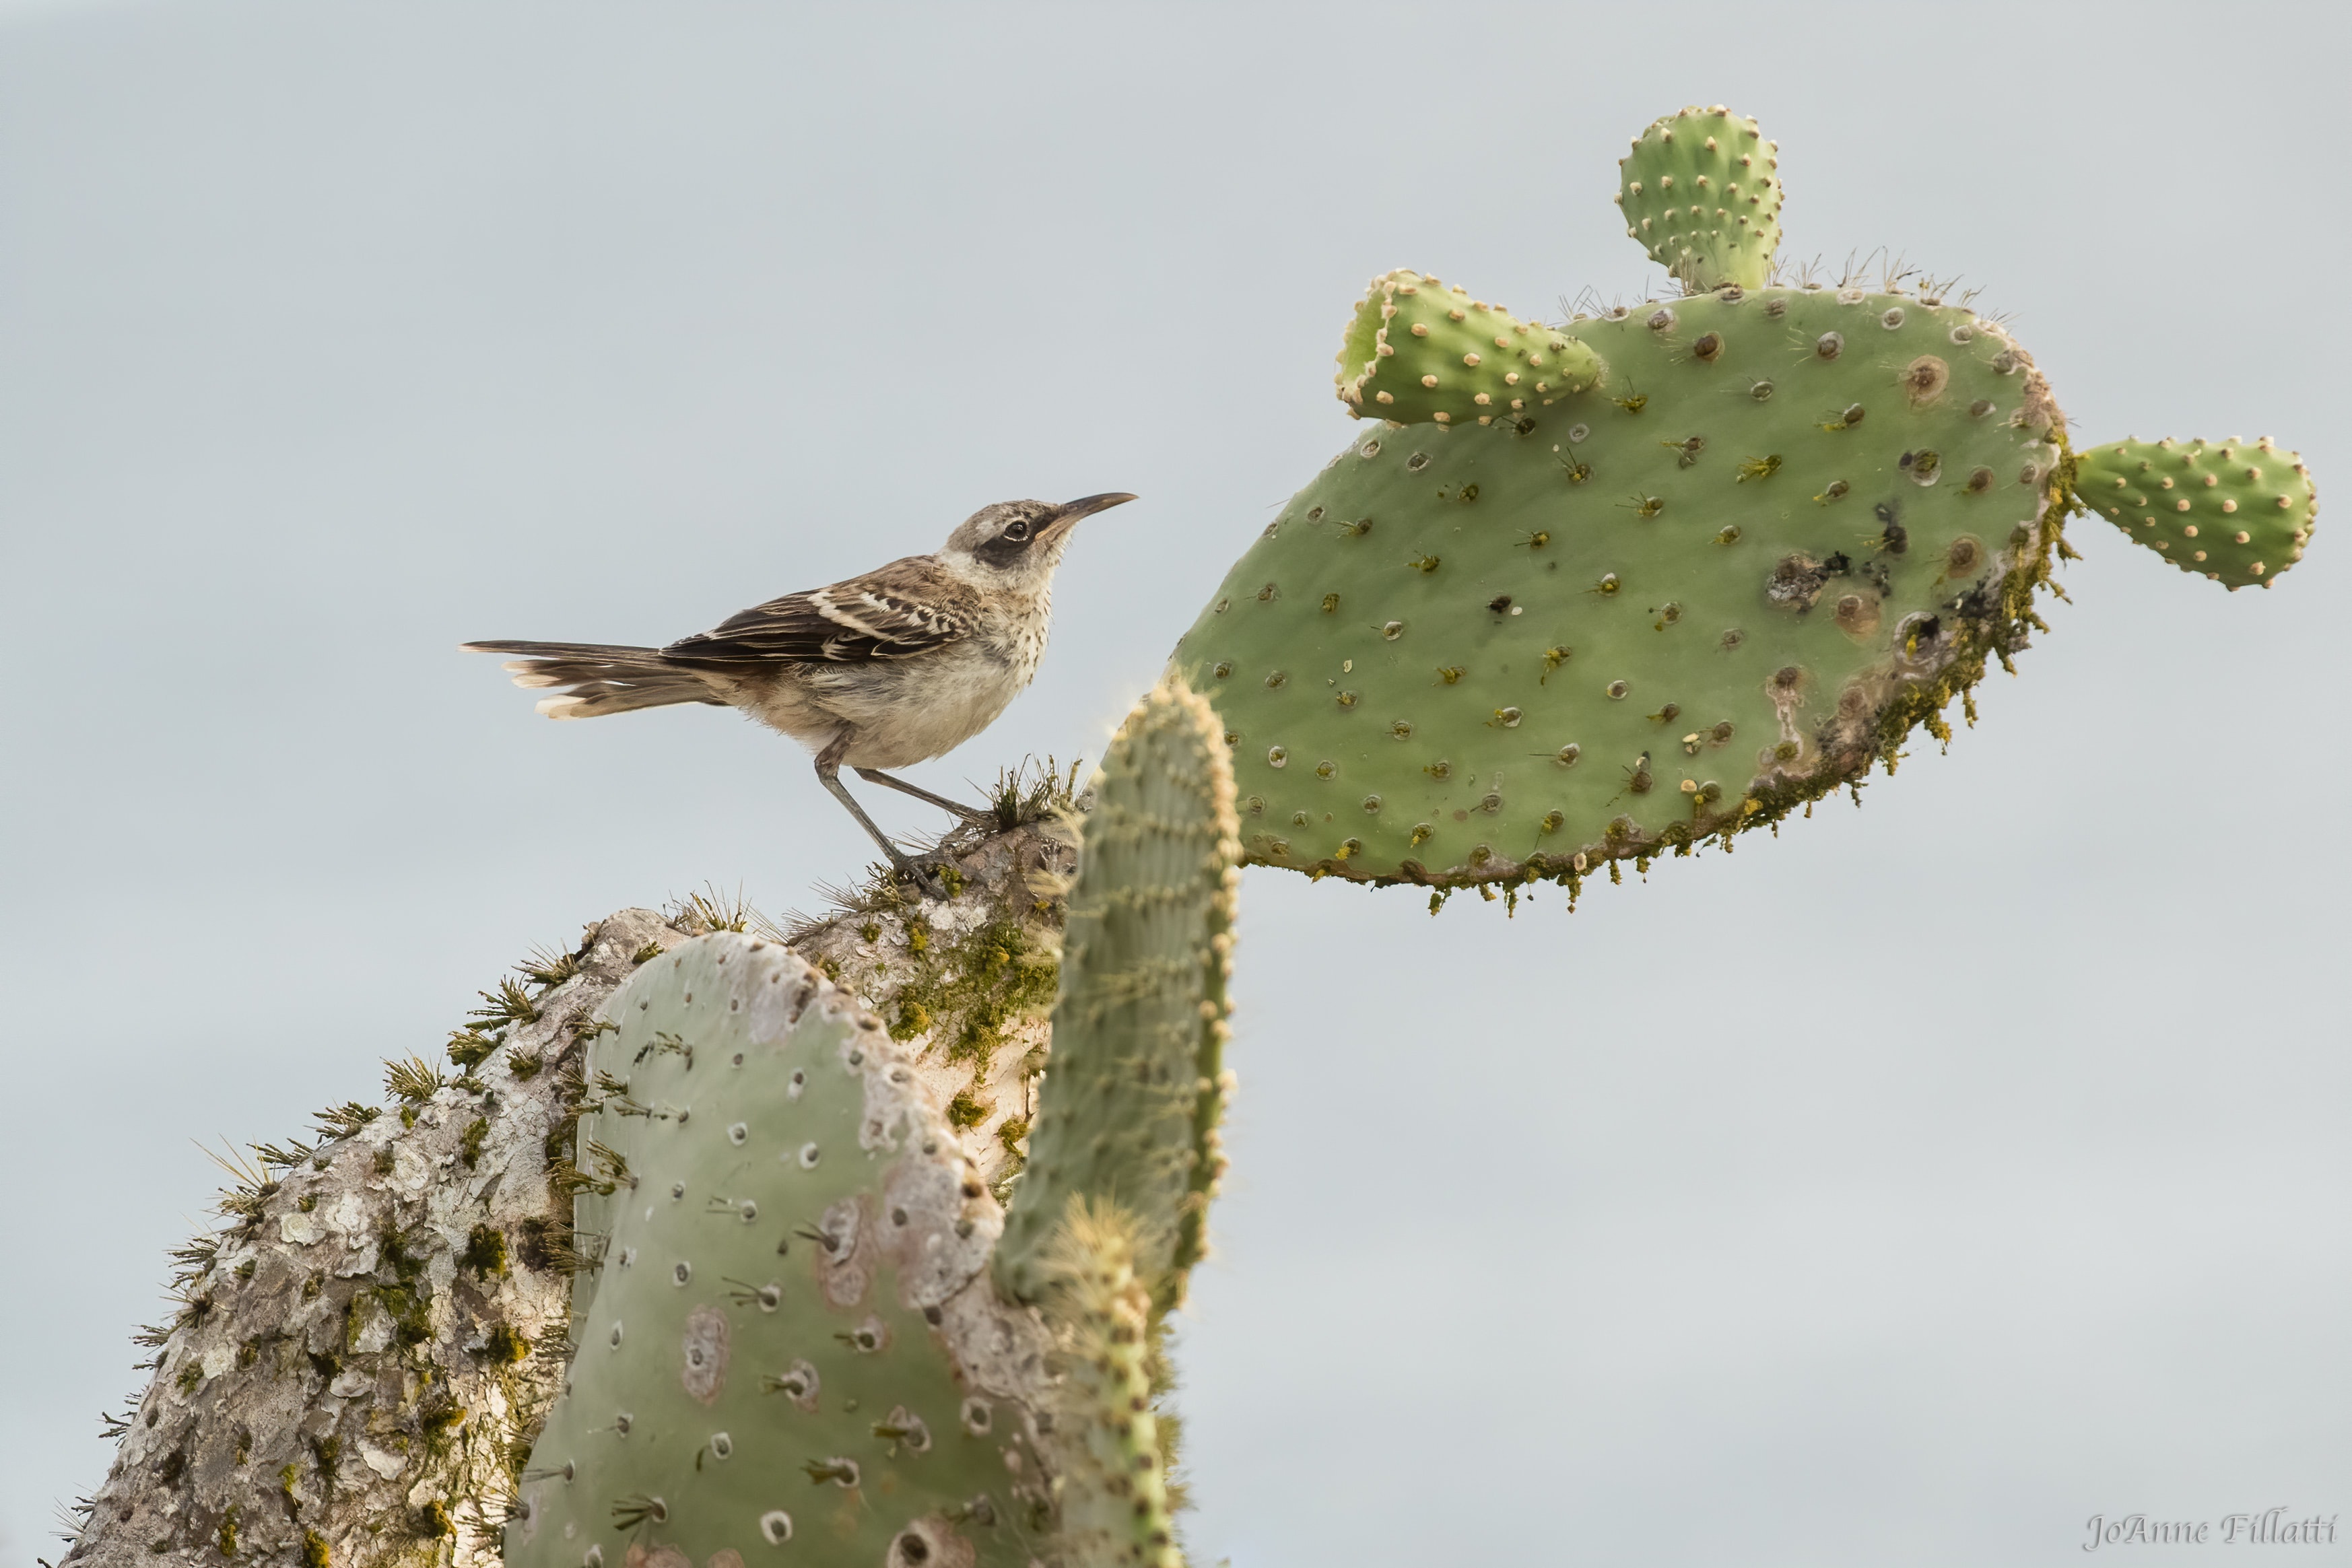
(890, 852), (962, 901)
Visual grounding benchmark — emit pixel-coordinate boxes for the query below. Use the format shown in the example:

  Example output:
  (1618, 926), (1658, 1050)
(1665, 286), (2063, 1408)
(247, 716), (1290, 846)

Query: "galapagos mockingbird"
(464, 492), (1134, 894)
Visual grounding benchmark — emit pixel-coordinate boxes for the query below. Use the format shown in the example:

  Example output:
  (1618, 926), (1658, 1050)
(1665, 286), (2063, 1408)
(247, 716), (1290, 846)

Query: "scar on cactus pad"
(1170, 104), (2318, 892)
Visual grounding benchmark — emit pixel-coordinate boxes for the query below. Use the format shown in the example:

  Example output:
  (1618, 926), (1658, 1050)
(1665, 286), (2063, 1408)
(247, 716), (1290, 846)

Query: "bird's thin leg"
(852, 767), (994, 825)
(815, 737), (946, 897)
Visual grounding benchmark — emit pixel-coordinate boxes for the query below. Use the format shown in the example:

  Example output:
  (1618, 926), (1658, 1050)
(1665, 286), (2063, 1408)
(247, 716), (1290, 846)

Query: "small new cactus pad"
(1337, 271), (1607, 426)
(2077, 436), (2316, 588)
(508, 937), (1054, 1568)
(995, 679), (1239, 1313)
(1176, 284), (2064, 887)
(1617, 105), (1782, 292)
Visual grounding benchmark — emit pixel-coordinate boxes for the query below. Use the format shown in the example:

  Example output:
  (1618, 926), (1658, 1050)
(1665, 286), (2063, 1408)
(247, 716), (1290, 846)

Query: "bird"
(463, 492), (1135, 894)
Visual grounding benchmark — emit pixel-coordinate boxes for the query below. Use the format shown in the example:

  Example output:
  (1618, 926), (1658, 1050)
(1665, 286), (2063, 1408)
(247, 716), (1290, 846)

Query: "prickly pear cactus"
(510, 680), (1239, 1568)
(1169, 106), (2320, 893)
(995, 680), (1239, 1315)
(1178, 281), (2064, 888)
(507, 940), (1056, 1568)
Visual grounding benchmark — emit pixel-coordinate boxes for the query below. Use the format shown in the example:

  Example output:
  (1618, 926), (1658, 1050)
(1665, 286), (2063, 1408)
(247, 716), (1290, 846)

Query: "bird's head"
(941, 493), (1135, 583)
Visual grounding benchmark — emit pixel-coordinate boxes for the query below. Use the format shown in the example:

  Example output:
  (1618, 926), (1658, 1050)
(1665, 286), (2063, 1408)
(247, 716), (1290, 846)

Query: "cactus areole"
(1170, 105), (2318, 893)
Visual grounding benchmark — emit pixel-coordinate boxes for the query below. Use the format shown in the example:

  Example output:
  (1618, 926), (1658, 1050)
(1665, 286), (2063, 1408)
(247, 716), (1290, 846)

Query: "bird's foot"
(887, 850), (966, 901)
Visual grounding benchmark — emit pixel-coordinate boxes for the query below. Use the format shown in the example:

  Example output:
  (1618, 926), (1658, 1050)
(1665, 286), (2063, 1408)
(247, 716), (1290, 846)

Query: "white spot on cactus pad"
(680, 1305), (728, 1404)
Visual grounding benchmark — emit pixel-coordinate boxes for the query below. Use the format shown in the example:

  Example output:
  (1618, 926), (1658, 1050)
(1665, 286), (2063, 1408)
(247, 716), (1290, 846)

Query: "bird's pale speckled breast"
(741, 580), (1053, 770)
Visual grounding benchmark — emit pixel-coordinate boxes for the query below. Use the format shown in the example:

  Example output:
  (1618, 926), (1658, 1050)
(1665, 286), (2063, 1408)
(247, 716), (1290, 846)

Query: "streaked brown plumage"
(465, 493), (1134, 893)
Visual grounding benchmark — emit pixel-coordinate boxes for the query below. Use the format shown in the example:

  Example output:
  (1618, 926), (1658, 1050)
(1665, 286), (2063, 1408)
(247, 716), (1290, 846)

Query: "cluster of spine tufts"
(1037, 1201), (1182, 1568)
(1337, 270), (1605, 428)
(2076, 436), (2316, 588)
(1617, 105), (1783, 292)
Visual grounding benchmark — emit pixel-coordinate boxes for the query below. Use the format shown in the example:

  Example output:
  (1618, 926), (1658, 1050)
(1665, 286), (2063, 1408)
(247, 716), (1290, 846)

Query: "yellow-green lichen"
(885, 919), (1059, 1075)
(418, 1392), (466, 1455)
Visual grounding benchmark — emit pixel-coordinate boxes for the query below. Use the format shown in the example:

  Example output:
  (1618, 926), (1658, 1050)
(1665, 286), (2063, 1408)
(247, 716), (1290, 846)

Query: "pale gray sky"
(3, 4), (2345, 1564)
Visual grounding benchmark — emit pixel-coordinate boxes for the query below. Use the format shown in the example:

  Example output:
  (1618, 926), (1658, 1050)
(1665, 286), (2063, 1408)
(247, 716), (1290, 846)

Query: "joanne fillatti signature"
(2085, 1509), (2339, 1550)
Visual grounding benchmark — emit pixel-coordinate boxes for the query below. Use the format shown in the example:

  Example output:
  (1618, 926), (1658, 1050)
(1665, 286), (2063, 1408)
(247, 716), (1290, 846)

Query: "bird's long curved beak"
(1038, 491), (1137, 543)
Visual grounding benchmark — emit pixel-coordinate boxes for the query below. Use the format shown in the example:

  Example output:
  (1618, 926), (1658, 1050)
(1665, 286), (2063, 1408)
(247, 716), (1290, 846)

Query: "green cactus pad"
(1337, 270), (1606, 428)
(995, 680), (1238, 1314)
(1034, 1202), (1182, 1568)
(509, 936), (1054, 1568)
(2077, 436), (2316, 589)
(1173, 285), (2067, 888)
(1617, 106), (1782, 292)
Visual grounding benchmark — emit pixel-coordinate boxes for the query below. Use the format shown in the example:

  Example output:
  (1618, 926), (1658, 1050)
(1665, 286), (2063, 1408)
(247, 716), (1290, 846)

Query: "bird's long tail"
(461, 640), (731, 719)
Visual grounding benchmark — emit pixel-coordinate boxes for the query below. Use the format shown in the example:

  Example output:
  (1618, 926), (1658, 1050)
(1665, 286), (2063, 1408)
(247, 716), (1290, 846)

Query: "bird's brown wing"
(661, 555), (979, 665)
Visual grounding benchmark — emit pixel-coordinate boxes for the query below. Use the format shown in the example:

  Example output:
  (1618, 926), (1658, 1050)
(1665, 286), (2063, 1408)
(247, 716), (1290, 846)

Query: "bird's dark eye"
(1001, 520), (1031, 542)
